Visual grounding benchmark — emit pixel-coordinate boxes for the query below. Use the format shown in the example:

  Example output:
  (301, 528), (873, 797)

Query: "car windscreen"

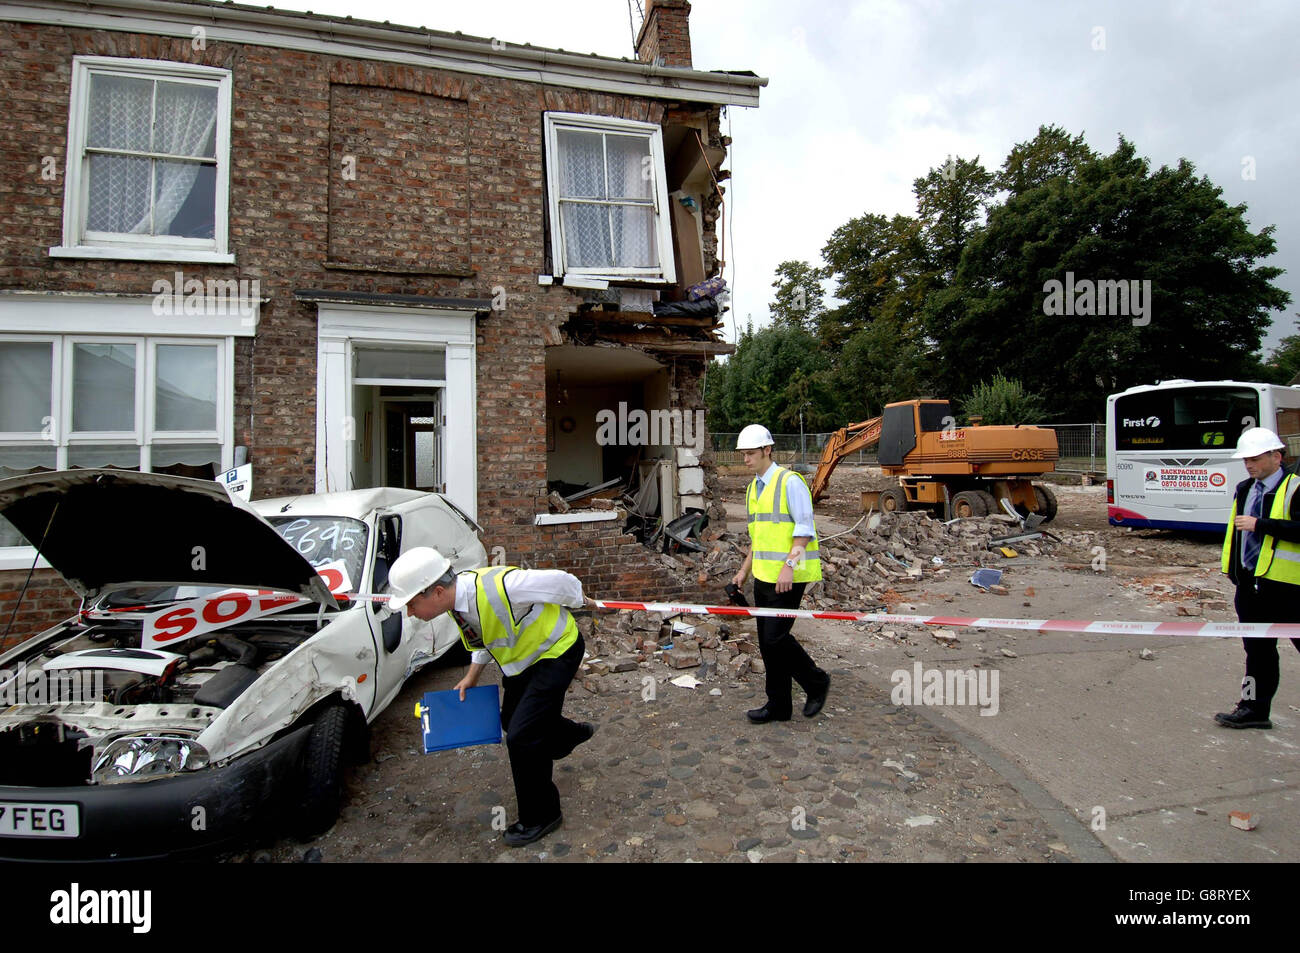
(1114, 387), (1259, 452)
(263, 516), (368, 592)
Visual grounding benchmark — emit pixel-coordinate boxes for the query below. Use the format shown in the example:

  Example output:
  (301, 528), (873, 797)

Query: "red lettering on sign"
(202, 592), (252, 624)
(152, 606), (198, 642)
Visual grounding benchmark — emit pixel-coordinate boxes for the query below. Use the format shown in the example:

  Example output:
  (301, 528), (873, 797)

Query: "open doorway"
(381, 392), (443, 492)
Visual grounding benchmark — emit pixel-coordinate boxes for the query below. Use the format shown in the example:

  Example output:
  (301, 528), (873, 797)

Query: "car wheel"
(296, 704), (351, 838)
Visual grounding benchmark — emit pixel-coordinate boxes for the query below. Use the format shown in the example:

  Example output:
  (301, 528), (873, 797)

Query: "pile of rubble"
(574, 610), (766, 697)
(652, 509), (1062, 611)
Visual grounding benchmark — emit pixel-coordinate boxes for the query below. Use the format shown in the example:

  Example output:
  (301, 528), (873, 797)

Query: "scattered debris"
(904, 815), (937, 827)
(1193, 807), (1208, 816)
(1228, 810), (1258, 831)
(931, 629), (959, 645)
(670, 674), (701, 690)
(1000, 648), (1018, 658)
(970, 568), (1004, 589)
(883, 759), (920, 781)
(1139, 648), (1155, 661)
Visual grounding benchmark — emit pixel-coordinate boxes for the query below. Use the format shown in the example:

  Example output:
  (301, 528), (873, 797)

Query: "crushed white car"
(0, 469), (485, 859)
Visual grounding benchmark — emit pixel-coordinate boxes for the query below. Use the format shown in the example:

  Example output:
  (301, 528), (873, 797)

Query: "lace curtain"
(557, 129), (656, 269)
(86, 75), (217, 236)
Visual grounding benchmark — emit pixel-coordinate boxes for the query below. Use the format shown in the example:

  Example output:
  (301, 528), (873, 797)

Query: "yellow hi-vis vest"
(1221, 473), (1300, 585)
(747, 466), (822, 584)
(456, 567), (579, 677)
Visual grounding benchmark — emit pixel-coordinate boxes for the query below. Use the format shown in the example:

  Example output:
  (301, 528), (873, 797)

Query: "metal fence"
(713, 423), (1106, 472)
(1040, 423), (1106, 473)
(712, 433), (870, 468)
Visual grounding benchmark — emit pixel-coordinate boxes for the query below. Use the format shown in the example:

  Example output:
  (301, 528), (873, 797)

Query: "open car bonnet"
(0, 469), (338, 608)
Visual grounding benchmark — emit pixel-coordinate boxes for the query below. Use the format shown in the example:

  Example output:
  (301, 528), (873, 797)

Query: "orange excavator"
(811, 399), (1059, 520)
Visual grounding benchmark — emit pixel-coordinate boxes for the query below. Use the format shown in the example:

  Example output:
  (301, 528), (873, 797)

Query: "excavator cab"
(878, 400), (952, 466)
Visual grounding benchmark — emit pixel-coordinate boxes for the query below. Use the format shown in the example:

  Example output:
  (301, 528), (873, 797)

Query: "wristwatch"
(784, 557), (799, 569)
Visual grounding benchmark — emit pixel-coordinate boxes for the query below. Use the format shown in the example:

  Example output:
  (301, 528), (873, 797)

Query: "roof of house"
(1, 0), (766, 106)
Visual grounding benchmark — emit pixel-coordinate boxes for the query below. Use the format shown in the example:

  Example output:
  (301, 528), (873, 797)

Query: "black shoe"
(503, 815), (562, 847)
(1214, 703), (1272, 730)
(555, 722), (596, 760)
(803, 674), (830, 718)
(747, 705), (791, 724)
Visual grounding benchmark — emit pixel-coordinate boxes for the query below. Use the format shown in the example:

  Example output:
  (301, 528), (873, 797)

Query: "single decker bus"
(1106, 379), (1300, 532)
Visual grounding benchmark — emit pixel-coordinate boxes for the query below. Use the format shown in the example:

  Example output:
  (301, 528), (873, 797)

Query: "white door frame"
(316, 305), (476, 519)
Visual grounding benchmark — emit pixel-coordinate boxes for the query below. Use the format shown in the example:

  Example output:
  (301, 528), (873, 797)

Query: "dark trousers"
(499, 635), (585, 826)
(1234, 578), (1300, 717)
(752, 579), (827, 717)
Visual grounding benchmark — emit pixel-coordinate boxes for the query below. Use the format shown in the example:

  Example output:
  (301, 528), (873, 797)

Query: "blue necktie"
(1241, 482), (1265, 571)
(755, 478), (764, 498)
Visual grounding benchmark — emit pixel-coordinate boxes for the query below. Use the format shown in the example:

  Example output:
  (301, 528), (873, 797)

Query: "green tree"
(961, 375), (1046, 425)
(996, 124), (1095, 196)
(1263, 324), (1300, 384)
(931, 136), (1289, 419)
(769, 260), (826, 333)
(913, 155), (996, 280)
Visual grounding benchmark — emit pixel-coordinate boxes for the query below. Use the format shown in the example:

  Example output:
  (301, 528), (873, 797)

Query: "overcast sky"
(254, 0), (1299, 354)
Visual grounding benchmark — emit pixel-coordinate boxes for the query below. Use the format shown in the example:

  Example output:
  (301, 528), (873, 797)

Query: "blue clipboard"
(416, 685), (502, 753)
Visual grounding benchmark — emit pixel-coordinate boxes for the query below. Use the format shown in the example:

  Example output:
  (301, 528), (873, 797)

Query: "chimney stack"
(635, 0), (693, 69)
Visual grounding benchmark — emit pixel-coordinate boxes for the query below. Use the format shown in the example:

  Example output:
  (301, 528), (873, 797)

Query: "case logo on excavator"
(1011, 449), (1047, 460)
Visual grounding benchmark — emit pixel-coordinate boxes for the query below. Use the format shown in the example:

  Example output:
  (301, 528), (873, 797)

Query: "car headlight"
(92, 733), (210, 784)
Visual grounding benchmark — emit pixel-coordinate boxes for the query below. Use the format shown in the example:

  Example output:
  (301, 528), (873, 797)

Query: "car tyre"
(296, 704), (350, 838)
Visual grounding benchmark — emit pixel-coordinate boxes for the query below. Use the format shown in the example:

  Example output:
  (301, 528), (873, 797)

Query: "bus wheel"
(1033, 484), (1058, 522)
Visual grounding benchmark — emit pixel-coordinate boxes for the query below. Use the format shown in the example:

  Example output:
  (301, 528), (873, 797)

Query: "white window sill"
(0, 548), (52, 572)
(49, 246), (236, 265)
(533, 511), (619, 526)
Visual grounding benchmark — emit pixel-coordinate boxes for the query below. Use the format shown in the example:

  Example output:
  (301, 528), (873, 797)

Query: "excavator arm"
(810, 416), (882, 502)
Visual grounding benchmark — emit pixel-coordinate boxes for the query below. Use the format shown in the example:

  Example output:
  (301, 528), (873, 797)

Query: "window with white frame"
(0, 335), (231, 547)
(51, 57), (233, 263)
(544, 113), (675, 281)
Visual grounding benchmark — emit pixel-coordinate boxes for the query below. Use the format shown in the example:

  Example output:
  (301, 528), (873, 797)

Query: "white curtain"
(557, 129), (656, 268)
(85, 75), (216, 236)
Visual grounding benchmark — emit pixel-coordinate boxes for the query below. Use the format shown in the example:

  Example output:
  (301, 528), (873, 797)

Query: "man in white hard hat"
(731, 424), (831, 722)
(388, 547), (597, 845)
(1215, 427), (1300, 729)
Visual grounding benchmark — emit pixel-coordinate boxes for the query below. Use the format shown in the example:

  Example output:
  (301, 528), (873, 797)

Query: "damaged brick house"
(0, 0), (763, 642)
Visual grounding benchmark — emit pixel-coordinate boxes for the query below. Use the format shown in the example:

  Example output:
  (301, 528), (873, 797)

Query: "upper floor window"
(544, 113), (675, 282)
(51, 57), (233, 264)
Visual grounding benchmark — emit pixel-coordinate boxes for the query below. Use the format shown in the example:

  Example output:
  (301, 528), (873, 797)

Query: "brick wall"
(0, 20), (727, 631)
(0, 570), (79, 651)
(636, 0), (693, 69)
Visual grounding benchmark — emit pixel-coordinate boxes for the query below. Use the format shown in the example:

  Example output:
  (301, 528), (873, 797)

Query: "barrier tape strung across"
(591, 600), (1300, 640)
(79, 593), (1300, 639)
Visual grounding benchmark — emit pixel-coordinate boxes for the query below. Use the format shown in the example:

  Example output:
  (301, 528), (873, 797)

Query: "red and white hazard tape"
(591, 600), (1300, 639)
(78, 593), (1300, 640)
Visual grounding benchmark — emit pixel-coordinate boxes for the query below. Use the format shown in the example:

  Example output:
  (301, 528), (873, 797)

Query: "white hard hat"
(387, 546), (453, 610)
(736, 424), (775, 450)
(1232, 427), (1286, 459)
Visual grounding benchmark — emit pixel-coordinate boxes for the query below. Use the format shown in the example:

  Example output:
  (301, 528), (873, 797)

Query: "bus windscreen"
(1113, 387), (1259, 451)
